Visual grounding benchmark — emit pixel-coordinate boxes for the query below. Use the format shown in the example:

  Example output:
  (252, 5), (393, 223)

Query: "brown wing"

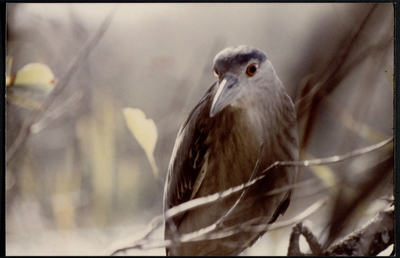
(163, 83), (215, 225)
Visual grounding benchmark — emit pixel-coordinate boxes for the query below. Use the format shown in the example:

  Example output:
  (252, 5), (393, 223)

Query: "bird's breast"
(196, 109), (262, 197)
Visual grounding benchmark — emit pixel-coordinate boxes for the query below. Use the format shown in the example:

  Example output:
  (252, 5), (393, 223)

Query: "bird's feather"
(164, 83), (215, 226)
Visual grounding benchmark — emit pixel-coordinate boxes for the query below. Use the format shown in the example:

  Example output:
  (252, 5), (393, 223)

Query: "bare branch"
(109, 137), (392, 255)
(323, 206), (394, 256)
(176, 196), (329, 244)
(109, 197), (328, 256)
(264, 136), (392, 172)
(288, 206), (394, 256)
(163, 137), (392, 227)
(30, 90), (84, 134)
(263, 136), (394, 172)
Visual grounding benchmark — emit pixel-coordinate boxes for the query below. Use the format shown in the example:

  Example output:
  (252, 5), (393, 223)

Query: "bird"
(163, 45), (298, 256)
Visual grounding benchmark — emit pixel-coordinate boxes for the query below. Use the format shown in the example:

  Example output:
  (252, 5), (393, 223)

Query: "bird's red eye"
(246, 63), (258, 77)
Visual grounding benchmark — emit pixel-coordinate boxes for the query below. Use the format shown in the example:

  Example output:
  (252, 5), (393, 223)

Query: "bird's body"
(164, 46), (298, 255)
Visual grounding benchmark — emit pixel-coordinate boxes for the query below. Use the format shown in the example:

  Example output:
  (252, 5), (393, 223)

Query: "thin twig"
(164, 136), (393, 223)
(109, 136), (392, 255)
(288, 206), (394, 256)
(110, 196), (328, 255)
(264, 136), (393, 171)
(323, 206), (394, 256)
(177, 196), (328, 244)
(164, 137), (392, 227)
(30, 90), (84, 134)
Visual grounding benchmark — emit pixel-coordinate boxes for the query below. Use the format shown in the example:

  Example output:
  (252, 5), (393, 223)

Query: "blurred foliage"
(5, 3), (393, 256)
(290, 3), (393, 249)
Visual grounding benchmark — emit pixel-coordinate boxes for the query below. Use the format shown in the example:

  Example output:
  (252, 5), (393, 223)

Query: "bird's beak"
(210, 75), (240, 117)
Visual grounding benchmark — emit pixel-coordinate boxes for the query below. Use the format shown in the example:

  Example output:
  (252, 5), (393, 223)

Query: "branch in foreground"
(177, 196), (328, 244)
(108, 137), (392, 255)
(264, 136), (393, 173)
(323, 205), (394, 256)
(287, 206), (394, 256)
(162, 137), (393, 228)
(109, 196), (327, 256)
(162, 136), (392, 226)
(30, 89), (84, 134)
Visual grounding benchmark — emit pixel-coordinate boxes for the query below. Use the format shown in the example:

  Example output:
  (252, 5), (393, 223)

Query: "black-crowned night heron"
(164, 45), (298, 256)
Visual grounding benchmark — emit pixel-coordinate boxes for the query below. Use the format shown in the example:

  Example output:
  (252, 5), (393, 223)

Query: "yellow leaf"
(13, 62), (55, 92)
(123, 108), (159, 179)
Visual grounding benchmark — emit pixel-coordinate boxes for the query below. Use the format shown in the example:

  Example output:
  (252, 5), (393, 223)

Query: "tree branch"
(323, 206), (394, 256)
(288, 206), (394, 256)
(108, 137), (393, 255)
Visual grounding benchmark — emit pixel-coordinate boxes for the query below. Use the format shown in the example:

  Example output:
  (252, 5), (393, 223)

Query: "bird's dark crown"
(213, 45), (267, 75)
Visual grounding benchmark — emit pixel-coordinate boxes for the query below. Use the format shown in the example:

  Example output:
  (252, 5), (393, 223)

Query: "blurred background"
(6, 3), (393, 256)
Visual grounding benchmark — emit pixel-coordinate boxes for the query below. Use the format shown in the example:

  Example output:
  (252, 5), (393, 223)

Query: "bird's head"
(210, 45), (278, 117)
